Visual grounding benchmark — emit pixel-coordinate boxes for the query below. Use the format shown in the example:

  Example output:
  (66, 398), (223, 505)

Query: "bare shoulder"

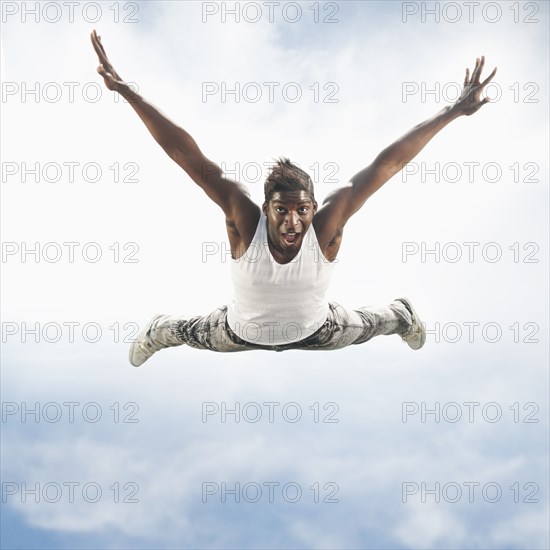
(312, 205), (345, 263)
(313, 186), (350, 240)
(225, 195), (261, 259)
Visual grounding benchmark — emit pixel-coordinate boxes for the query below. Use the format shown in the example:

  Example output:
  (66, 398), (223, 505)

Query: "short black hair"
(264, 157), (315, 203)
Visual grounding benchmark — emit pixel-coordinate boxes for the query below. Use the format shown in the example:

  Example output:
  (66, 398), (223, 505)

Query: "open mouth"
(282, 232), (299, 244)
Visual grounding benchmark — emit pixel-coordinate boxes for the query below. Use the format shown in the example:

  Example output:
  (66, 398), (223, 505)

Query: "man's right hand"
(91, 29), (125, 92)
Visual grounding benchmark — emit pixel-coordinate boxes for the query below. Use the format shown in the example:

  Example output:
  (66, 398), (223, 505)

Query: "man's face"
(262, 190), (317, 254)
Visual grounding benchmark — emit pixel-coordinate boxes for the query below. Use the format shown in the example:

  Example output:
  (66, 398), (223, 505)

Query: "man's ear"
(262, 201), (268, 215)
(313, 201), (318, 214)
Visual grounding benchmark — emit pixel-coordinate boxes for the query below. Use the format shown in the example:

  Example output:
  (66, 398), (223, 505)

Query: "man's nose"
(285, 211), (299, 228)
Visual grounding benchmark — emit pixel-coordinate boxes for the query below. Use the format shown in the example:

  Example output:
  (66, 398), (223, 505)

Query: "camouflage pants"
(173, 301), (412, 352)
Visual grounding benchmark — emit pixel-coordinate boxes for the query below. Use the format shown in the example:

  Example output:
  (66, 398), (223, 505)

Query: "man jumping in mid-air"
(91, 30), (496, 367)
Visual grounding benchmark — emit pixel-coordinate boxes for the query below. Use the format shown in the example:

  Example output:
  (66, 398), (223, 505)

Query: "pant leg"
(172, 305), (253, 352)
(279, 300), (412, 351)
(351, 300), (412, 345)
(157, 305), (319, 354)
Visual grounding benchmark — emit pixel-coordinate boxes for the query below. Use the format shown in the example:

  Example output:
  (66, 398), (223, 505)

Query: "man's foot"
(394, 298), (426, 351)
(129, 314), (177, 367)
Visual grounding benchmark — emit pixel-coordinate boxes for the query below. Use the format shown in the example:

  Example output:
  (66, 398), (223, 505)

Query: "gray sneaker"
(129, 314), (180, 367)
(394, 298), (426, 351)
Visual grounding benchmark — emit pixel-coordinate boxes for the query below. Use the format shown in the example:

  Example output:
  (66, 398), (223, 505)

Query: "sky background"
(1, 0), (549, 548)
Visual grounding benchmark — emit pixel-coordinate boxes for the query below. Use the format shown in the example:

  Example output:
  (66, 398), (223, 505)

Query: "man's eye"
(276, 207), (285, 214)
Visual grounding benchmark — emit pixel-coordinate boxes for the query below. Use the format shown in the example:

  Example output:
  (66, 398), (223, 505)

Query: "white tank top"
(227, 212), (335, 345)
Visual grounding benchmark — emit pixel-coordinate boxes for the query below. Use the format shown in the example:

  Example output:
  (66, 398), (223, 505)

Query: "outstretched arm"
(317, 56), (497, 231)
(90, 30), (253, 218)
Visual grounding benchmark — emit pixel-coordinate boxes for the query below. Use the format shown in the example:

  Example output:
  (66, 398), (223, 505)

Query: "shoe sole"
(128, 313), (162, 367)
(397, 297), (426, 351)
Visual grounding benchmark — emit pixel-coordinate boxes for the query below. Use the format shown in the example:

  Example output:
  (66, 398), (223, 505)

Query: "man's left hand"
(452, 56), (497, 116)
